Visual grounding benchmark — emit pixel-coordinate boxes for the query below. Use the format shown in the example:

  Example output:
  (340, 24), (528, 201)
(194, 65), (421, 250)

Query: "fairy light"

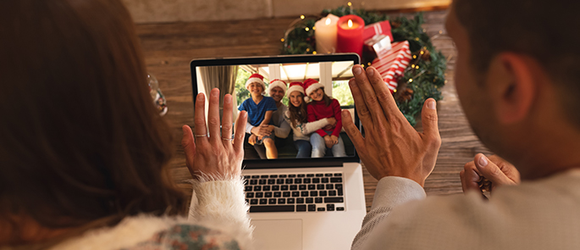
(420, 50), (424, 55)
(305, 27), (310, 31)
(313, 51), (317, 54)
(281, 38), (285, 42)
(413, 55), (417, 59)
(408, 78), (414, 83)
(306, 48), (310, 52)
(300, 15), (305, 19)
(415, 65), (420, 69)
(312, 26), (316, 30)
(347, 2), (352, 6)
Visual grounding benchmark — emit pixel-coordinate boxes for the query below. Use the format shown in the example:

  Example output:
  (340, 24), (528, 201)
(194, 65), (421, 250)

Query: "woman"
(0, 0), (251, 249)
(284, 82), (336, 158)
(303, 79), (347, 158)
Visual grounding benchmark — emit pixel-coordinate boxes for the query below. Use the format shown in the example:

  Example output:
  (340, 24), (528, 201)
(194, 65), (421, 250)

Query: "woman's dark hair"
(0, 0), (186, 236)
(288, 93), (308, 128)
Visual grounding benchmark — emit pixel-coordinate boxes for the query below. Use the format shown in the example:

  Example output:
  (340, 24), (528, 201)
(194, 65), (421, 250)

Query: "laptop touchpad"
(253, 219), (303, 250)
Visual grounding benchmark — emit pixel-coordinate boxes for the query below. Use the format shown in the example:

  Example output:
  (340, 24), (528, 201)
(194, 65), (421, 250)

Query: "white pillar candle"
(315, 14), (339, 54)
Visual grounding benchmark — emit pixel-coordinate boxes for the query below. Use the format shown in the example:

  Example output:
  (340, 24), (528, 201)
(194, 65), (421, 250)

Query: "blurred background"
(122, 0), (450, 23)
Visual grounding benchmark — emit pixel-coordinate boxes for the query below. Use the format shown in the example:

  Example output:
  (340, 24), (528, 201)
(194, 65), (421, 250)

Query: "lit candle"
(314, 14), (339, 54)
(336, 15), (365, 58)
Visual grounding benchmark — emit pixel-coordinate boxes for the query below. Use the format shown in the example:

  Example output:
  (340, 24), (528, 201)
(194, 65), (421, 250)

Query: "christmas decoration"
(372, 41), (412, 94)
(363, 20), (393, 42)
(281, 6), (446, 126)
(363, 34), (391, 61)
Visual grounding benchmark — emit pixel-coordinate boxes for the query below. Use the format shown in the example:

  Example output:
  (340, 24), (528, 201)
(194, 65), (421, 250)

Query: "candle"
(314, 14), (339, 54)
(336, 15), (365, 58)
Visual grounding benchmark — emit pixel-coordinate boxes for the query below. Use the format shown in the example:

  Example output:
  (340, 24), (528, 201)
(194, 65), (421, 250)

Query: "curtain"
(199, 65), (239, 120)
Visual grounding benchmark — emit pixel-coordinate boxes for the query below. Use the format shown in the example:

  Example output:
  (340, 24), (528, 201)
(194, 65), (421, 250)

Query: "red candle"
(336, 15), (365, 58)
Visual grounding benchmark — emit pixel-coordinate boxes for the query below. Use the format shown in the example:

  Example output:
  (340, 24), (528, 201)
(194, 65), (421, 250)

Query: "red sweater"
(307, 98), (342, 137)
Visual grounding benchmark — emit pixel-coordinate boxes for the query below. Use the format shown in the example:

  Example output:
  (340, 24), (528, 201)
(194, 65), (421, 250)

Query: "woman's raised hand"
(182, 88), (247, 180)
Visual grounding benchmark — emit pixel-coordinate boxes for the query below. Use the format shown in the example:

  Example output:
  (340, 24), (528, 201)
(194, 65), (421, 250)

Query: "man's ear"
(487, 53), (539, 124)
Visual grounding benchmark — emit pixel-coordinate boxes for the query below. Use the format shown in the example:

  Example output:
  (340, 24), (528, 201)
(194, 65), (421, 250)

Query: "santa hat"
(267, 79), (287, 94)
(286, 81), (305, 96)
(303, 78), (325, 102)
(245, 73), (266, 94)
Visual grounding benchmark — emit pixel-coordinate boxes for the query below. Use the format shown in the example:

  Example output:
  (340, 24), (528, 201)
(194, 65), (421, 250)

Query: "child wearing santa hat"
(285, 82), (337, 158)
(303, 79), (346, 158)
(238, 73), (278, 159)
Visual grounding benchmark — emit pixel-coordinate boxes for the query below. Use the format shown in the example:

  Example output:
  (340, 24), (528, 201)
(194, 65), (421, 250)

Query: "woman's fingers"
(207, 88), (221, 144)
(222, 94), (234, 144)
(181, 125), (196, 175)
(233, 111), (247, 156)
(194, 93), (208, 145)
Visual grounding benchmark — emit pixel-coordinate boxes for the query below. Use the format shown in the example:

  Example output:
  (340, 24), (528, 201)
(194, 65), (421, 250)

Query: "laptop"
(190, 54), (366, 250)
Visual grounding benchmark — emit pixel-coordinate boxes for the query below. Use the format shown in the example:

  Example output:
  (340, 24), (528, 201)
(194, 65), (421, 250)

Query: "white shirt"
(353, 169), (580, 250)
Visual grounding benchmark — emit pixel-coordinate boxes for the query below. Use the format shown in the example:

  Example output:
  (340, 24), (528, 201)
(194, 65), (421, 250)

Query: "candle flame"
(326, 17), (331, 25)
(348, 19), (353, 28)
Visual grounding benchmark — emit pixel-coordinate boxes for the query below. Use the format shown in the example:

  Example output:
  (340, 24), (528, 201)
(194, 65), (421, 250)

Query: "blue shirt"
(238, 96), (277, 126)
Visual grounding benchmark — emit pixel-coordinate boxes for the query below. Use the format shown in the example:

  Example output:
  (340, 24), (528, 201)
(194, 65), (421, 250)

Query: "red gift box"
(363, 21), (393, 42)
(371, 41), (412, 93)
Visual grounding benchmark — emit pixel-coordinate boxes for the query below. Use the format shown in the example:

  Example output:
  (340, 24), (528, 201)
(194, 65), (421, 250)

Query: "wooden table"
(136, 9), (491, 212)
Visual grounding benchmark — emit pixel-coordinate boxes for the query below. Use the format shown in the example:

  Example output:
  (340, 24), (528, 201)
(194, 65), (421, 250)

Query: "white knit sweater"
(353, 169), (580, 250)
(284, 110), (331, 141)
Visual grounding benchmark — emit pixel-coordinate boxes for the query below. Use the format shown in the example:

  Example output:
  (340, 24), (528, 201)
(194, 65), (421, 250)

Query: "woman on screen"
(285, 82), (336, 158)
(304, 79), (347, 158)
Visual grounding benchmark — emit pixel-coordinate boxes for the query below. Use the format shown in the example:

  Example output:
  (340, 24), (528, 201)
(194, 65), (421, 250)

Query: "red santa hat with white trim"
(286, 81), (305, 96)
(245, 73), (266, 94)
(303, 78), (324, 102)
(267, 79), (287, 94)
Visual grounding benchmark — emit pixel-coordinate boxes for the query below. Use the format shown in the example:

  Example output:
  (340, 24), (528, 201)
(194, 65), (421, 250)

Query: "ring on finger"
(195, 134), (207, 137)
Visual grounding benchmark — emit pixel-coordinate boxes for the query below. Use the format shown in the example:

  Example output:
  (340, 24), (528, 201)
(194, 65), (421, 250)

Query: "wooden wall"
(122, 0), (450, 23)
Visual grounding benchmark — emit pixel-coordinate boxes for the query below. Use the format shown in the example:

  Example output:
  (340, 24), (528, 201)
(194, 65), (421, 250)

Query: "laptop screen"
(190, 54), (361, 169)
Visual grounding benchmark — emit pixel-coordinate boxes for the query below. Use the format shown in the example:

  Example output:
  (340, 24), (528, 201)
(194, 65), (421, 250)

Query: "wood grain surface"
(136, 9), (492, 212)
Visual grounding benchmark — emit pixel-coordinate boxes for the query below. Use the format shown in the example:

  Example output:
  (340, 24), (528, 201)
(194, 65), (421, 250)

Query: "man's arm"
(351, 176), (425, 250)
(245, 122), (255, 134)
(274, 119), (291, 138)
(261, 110), (273, 126)
(341, 65), (441, 248)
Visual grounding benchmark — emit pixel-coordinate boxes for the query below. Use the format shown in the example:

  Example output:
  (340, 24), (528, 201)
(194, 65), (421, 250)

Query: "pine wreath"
(281, 6), (446, 126)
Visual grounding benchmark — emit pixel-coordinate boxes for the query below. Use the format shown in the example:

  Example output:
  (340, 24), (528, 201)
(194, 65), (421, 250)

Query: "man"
(245, 79), (291, 159)
(343, 0), (580, 249)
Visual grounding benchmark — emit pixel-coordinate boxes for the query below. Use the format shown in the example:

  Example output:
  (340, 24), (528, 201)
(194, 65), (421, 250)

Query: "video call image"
(195, 60), (357, 160)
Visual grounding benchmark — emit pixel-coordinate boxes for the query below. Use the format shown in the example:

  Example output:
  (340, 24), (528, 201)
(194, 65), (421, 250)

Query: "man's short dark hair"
(454, 0), (580, 127)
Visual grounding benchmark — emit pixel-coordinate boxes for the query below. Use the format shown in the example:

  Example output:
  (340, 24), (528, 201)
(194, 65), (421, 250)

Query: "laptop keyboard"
(244, 173), (345, 213)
